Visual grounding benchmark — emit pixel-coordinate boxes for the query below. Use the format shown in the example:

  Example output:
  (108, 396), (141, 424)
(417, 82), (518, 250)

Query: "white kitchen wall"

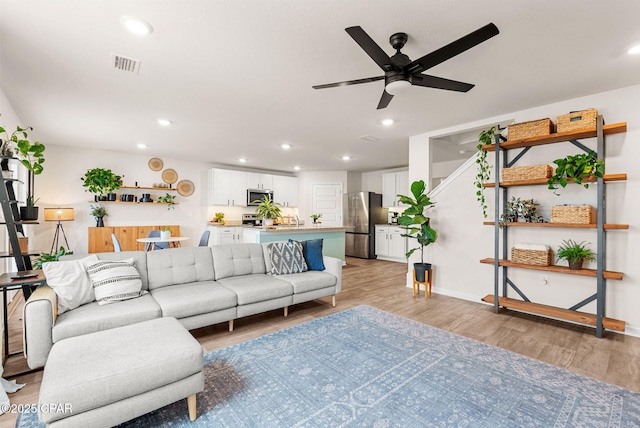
(409, 83), (640, 335)
(297, 171), (347, 222)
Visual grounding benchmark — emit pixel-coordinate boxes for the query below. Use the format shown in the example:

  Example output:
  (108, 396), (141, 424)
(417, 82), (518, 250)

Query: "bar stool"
(412, 267), (433, 298)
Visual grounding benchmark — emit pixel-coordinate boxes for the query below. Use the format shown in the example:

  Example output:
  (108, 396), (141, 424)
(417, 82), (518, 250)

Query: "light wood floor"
(2, 257), (640, 427)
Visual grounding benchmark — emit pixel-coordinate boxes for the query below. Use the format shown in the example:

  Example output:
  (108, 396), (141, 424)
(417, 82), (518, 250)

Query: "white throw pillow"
(43, 255), (100, 314)
(86, 258), (146, 305)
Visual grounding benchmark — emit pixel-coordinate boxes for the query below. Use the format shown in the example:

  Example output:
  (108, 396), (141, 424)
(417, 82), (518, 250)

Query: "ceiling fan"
(312, 23), (499, 109)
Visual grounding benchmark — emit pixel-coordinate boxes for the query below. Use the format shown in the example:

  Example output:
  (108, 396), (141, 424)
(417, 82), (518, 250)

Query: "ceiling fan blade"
(312, 75), (384, 90)
(377, 90), (393, 109)
(406, 23), (499, 74)
(412, 74), (475, 92)
(345, 26), (395, 72)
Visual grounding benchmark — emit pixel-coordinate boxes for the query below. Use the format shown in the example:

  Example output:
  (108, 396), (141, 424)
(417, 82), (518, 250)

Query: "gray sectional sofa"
(23, 243), (342, 369)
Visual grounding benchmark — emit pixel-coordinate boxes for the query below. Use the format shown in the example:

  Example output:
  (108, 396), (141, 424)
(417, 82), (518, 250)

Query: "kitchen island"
(242, 225), (346, 262)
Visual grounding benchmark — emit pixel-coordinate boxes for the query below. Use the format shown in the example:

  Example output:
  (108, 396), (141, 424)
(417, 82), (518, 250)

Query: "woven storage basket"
(557, 108), (598, 133)
(550, 205), (594, 224)
(507, 118), (554, 141)
(511, 247), (552, 266)
(502, 164), (553, 182)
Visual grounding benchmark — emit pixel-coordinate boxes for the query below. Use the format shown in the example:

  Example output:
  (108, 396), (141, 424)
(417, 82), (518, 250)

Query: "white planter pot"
(160, 230), (171, 240)
(263, 218), (274, 227)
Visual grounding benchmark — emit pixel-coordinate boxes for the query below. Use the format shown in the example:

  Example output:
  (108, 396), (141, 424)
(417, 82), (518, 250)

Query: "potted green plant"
(397, 180), (437, 282)
(34, 246), (74, 269)
(254, 196), (282, 226)
(160, 226), (171, 240)
(556, 239), (596, 270)
(158, 193), (176, 210)
(90, 204), (108, 227)
(310, 213), (322, 223)
(213, 212), (225, 223)
(474, 126), (496, 218)
(7, 127), (45, 221)
(81, 168), (123, 201)
(547, 151), (604, 195)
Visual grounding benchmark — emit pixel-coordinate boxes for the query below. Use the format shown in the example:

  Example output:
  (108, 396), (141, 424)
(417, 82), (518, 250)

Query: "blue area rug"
(16, 305), (640, 427)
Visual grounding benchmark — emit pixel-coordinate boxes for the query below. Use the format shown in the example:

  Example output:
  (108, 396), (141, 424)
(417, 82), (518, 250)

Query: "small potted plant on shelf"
(254, 196), (282, 227)
(158, 193), (176, 210)
(81, 168), (123, 201)
(397, 180), (438, 282)
(547, 151), (604, 195)
(556, 239), (596, 270)
(474, 126), (500, 218)
(160, 226), (171, 240)
(90, 204), (108, 227)
(14, 133), (45, 221)
(310, 213), (322, 224)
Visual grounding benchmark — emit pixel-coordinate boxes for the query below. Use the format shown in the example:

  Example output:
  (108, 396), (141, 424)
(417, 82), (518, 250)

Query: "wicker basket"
(550, 205), (594, 224)
(557, 108), (598, 133)
(8, 237), (28, 255)
(502, 164), (553, 182)
(507, 118), (554, 141)
(511, 247), (552, 266)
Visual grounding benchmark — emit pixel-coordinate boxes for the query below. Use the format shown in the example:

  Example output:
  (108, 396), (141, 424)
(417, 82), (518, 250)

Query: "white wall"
(408, 83), (640, 335)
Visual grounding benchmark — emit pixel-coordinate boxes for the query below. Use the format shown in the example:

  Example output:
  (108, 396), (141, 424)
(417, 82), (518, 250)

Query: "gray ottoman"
(38, 317), (204, 427)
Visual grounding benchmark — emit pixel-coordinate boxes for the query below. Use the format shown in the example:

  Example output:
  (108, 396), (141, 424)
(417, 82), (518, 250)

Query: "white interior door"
(311, 183), (342, 226)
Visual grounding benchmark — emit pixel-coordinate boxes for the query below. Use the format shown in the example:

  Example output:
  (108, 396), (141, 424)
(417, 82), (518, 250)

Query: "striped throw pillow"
(86, 258), (146, 305)
(268, 241), (308, 275)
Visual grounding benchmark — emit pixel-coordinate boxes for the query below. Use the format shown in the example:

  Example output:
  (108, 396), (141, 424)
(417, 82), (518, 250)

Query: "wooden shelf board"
(483, 173), (626, 188)
(482, 222), (629, 230)
(121, 186), (177, 191)
(482, 294), (625, 332)
(483, 122), (627, 151)
(479, 258), (623, 280)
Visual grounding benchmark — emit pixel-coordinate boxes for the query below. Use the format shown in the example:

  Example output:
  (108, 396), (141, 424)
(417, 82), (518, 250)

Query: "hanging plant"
(547, 151), (604, 195)
(474, 126), (496, 218)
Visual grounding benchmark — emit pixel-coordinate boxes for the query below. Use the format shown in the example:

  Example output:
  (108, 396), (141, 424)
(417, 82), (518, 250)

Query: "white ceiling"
(1, 0), (640, 173)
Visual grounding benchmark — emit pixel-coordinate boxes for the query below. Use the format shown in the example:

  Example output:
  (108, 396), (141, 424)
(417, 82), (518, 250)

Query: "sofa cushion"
(147, 247), (215, 290)
(52, 294), (162, 343)
(60, 251), (150, 290)
(150, 281), (237, 319)
(217, 274), (293, 305)
(43, 254), (99, 314)
(289, 238), (326, 271)
(211, 244), (266, 280)
(86, 258), (146, 305)
(275, 270), (337, 294)
(268, 241), (308, 275)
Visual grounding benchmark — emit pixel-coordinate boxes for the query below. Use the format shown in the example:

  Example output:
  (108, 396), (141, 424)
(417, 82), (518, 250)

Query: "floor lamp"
(44, 208), (74, 254)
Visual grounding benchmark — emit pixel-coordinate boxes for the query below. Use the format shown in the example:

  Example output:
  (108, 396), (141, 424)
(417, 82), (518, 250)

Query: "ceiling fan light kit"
(313, 23), (500, 109)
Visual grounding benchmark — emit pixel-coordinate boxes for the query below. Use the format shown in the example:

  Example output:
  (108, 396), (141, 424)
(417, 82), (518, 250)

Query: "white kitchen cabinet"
(208, 226), (244, 246)
(272, 175), (298, 207)
(375, 225), (407, 262)
(208, 168), (247, 206)
(246, 173), (273, 190)
(382, 171), (409, 208)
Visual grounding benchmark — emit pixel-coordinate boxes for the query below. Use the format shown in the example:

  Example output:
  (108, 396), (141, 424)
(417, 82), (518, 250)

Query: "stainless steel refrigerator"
(343, 192), (388, 259)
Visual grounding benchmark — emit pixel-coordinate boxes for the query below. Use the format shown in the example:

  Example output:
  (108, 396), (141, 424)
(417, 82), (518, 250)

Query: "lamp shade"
(44, 208), (75, 222)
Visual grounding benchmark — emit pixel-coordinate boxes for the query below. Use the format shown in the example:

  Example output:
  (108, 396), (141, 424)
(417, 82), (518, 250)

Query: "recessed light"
(342, 155), (351, 161)
(238, 158), (247, 163)
(121, 16), (153, 35)
(381, 118), (395, 126)
(137, 143), (147, 149)
(281, 144), (291, 150)
(157, 119), (172, 126)
(628, 43), (640, 55)
(293, 166), (301, 171)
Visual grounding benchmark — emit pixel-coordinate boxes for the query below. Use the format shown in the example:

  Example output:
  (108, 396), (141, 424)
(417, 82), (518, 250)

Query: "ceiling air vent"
(358, 135), (378, 142)
(111, 53), (141, 74)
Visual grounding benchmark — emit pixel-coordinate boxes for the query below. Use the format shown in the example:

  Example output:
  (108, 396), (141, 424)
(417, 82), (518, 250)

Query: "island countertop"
(246, 225), (347, 233)
(242, 226), (346, 261)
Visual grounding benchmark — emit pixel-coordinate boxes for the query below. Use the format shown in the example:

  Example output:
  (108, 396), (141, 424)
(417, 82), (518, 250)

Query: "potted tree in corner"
(254, 195), (282, 227)
(15, 131), (45, 221)
(397, 180), (437, 282)
(81, 168), (123, 201)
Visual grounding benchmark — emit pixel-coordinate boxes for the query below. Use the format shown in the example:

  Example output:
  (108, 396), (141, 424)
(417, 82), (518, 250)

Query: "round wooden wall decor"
(148, 158), (163, 171)
(176, 180), (195, 197)
(162, 168), (178, 184)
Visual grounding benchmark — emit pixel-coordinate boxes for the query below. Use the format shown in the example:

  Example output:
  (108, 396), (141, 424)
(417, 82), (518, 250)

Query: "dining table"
(136, 236), (190, 251)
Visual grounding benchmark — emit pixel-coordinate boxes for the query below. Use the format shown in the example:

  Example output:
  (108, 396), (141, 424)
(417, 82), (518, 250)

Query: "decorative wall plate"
(176, 180), (195, 197)
(162, 168), (178, 184)
(148, 158), (163, 171)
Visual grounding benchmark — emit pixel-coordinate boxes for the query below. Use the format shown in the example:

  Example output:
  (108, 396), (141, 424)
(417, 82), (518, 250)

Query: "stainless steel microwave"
(247, 189), (274, 206)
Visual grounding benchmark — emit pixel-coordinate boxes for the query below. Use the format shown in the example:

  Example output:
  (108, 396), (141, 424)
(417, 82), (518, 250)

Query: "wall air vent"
(358, 135), (378, 142)
(111, 53), (141, 74)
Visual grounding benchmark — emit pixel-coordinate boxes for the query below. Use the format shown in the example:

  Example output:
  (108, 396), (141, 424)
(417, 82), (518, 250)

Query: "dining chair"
(111, 234), (122, 252)
(146, 230), (169, 251)
(198, 230), (210, 247)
